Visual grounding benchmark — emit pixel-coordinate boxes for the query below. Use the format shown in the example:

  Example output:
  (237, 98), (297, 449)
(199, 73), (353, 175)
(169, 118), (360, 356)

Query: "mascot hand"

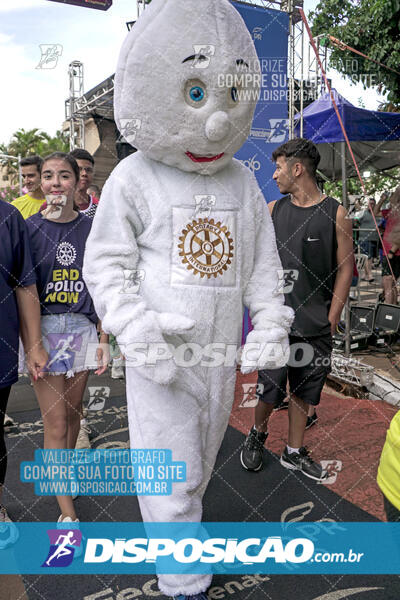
(157, 312), (196, 336)
(240, 329), (290, 375)
(120, 311), (195, 385)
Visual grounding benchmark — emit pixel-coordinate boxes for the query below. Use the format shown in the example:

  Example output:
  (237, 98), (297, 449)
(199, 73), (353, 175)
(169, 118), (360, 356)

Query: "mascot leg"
(197, 368), (237, 499)
(126, 368), (213, 596)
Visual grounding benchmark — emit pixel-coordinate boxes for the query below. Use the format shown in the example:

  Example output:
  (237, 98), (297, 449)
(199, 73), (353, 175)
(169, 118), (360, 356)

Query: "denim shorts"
(22, 313), (98, 378)
(359, 240), (378, 259)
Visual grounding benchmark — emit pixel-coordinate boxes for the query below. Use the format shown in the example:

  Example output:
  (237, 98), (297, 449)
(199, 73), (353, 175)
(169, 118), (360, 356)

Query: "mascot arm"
(83, 173), (194, 384)
(241, 187), (294, 374)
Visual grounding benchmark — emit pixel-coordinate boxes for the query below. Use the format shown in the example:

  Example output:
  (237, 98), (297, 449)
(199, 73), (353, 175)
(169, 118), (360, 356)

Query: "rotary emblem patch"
(178, 218), (234, 279)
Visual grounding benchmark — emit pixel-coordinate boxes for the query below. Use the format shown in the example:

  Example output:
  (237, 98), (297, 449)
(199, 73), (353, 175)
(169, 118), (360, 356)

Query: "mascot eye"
(190, 86), (205, 102)
(184, 79), (207, 108)
(231, 87), (239, 102)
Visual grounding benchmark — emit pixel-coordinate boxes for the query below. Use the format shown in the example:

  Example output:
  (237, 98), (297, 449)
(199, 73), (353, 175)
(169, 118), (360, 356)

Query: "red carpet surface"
(230, 372), (398, 521)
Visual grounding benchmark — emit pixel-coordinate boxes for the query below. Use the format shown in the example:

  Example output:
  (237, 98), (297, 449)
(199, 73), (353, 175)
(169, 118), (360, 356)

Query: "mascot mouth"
(186, 151), (225, 163)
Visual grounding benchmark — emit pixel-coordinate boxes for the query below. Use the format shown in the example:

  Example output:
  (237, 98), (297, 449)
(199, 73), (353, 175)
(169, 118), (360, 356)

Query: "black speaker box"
(333, 304), (374, 353)
(333, 334), (369, 353)
(350, 305), (375, 334)
(374, 303), (400, 333)
(370, 303), (400, 348)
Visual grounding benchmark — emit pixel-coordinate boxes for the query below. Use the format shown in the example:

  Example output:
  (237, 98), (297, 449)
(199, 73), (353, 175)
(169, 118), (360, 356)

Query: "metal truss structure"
(286, 0), (305, 139)
(137, 0), (146, 17)
(330, 352), (374, 388)
(65, 61), (85, 150)
(66, 0), (328, 148)
(65, 61), (115, 150)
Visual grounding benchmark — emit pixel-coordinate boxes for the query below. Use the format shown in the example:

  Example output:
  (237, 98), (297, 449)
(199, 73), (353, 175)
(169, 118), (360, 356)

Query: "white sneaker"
(0, 506), (19, 549)
(56, 515), (83, 558)
(57, 515), (79, 525)
(75, 423), (91, 450)
(111, 357), (125, 379)
(57, 515), (79, 529)
(3, 414), (14, 427)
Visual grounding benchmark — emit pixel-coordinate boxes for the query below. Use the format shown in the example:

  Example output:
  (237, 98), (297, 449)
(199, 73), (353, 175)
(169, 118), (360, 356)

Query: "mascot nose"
(205, 111), (231, 142)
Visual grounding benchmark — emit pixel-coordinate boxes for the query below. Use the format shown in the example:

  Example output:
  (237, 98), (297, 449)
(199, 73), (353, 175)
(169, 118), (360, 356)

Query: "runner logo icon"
(240, 383), (264, 408)
(42, 528), (82, 567)
(267, 119), (289, 143)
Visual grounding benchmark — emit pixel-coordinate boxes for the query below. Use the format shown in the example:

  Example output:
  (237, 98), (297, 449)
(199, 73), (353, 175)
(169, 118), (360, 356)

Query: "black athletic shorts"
(257, 334), (332, 407)
(382, 254), (400, 279)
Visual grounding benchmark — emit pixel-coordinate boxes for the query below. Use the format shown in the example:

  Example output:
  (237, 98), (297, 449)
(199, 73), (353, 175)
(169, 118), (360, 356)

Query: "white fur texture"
(114, 0), (260, 175)
(83, 153), (293, 594)
(83, 1), (293, 595)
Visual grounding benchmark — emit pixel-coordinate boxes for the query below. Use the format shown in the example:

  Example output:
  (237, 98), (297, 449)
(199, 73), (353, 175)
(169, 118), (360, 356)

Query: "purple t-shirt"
(0, 200), (36, 387)
(26, 212), (97, 323)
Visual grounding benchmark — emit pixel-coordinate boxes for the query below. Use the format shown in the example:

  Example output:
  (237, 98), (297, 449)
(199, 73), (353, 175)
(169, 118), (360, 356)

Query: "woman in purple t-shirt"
(25, 152), (109, 529)
(0, 200), (48, 530)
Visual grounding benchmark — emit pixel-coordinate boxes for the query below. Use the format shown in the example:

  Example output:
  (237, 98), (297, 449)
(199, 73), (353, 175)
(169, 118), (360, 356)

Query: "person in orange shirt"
(11, 156), (46, 219)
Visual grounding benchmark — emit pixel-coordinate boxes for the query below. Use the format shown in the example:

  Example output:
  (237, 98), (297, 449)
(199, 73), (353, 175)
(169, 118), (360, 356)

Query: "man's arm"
(374, 193), (388, 217)
(328, 205), (354, 335)
(241, 187), (293, 373)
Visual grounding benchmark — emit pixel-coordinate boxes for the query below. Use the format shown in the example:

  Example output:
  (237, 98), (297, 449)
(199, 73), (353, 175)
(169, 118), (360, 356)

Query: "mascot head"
(114, 0), (260, 175)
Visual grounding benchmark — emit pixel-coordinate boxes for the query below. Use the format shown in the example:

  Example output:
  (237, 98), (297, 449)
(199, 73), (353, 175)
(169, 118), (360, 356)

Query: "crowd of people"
(0, 139), (399, 576)
(352, 189), (400, 303)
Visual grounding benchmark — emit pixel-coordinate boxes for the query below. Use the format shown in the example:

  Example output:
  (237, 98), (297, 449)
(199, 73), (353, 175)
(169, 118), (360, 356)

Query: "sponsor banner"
(20, 450), (186, 496)
(47, 0), (112, 10)
(1, 523), (399, 574)
(232, 2), (289, 200)
(231, 3), (290, 339)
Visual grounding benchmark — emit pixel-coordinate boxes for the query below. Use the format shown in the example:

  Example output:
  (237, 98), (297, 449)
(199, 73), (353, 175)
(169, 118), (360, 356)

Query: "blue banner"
(1, 522), (400, 574)
(47, 0), (112, 10)
(233, 2), (289, 202)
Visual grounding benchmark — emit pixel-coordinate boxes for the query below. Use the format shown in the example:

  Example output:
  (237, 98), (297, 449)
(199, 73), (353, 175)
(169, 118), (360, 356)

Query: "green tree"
(0, 128), (70, 185)
(322, 166), (400, 200)
(310, 0), (400, 104)
(8, 128), (46, 157)
(35, 130), (69, 156)
(378, 101), (400, 112)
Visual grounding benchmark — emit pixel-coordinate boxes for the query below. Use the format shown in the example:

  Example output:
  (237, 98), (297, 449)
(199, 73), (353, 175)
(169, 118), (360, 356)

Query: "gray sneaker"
(240, 426), (268, 471)
(75, 423), (91, 450)
(280, 446), (328, 481)
(3, 414), (14, 427)
(111, 357), (125, 379)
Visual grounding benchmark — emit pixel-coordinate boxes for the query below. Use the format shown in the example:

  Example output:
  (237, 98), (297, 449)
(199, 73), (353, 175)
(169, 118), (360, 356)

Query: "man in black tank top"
(240, 138), (353, 481)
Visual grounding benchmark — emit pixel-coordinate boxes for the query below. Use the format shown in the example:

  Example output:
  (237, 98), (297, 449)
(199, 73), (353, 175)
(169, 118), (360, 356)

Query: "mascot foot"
(173, 594), (208, 599)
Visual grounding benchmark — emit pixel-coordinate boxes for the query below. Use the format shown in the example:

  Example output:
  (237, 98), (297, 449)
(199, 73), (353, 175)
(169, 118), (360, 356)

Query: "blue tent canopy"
(295, 90), (400, 179)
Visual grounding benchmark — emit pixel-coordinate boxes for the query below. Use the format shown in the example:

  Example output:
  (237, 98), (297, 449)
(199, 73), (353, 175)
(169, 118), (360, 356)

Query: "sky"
(0, 0), (386, 146)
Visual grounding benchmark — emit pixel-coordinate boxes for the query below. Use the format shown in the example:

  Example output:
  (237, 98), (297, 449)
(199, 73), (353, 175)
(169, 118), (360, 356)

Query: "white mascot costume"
(83, 0), (293, 597)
